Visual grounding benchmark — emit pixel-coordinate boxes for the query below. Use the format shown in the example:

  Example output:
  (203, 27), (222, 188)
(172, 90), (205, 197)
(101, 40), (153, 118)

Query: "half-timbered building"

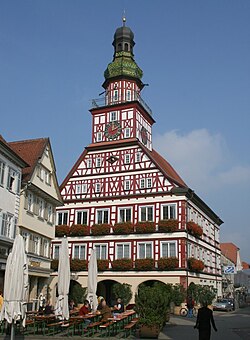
(51, 19), (223, 303)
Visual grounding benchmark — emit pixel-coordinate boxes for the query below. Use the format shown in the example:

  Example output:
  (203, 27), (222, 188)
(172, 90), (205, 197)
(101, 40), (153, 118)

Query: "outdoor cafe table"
(33, 314), (56, 334)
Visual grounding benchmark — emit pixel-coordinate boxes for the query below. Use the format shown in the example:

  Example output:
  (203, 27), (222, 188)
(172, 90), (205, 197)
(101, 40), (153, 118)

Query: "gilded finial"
(122, 10), (126, 26)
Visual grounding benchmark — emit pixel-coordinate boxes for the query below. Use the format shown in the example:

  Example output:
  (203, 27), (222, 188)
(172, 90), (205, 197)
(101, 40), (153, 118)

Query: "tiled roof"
(0, 134), (28, 167)
(9, 138), (48, 182)
(242, 261), (250, 270)
(220, 243), (239, 265)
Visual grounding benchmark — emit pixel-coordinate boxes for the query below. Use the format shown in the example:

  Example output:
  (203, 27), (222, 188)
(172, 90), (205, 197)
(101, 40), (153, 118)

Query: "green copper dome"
(104, 23), (143, 82)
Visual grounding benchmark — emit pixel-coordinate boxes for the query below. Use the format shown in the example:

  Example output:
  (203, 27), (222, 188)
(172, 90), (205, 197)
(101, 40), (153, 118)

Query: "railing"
(91, 92), (152, 116)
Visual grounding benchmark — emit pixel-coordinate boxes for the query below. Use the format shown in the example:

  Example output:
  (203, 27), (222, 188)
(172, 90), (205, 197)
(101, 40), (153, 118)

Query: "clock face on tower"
(141, 127), (148, 145)
(104, 121), (122, 140)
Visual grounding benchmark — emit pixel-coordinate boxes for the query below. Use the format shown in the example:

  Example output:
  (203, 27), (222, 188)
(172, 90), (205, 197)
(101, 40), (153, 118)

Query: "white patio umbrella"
(0, 234), (29, 340)
(54, 236), (70, 320)
(87, 248), (98, 311)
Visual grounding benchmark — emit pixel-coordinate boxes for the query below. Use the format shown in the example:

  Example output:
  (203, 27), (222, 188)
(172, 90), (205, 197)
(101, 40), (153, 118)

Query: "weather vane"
(122, 9), (126, 26)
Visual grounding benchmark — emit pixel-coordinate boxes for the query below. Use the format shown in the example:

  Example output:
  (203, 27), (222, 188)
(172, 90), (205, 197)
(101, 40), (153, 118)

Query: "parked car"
(213, 299), (233, 312)
(227, 298), (235, 310)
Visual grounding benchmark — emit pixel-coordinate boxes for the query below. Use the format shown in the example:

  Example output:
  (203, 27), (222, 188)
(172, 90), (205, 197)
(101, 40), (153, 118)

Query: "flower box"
(51, 259), (59, 271)
(97, 259), (109, 271)
(158, 219), (178, 233)
(135, 258), (155, 271)
(55, 225), (70, 237)
(158, 257), (179, 270)
(112, 258), (133, 271)
(113, 222), (134, 234)
(70, 224), (89, 236)
(70, 259), (88, 271)
(135, 222), (155, 234)
(187, 258), (205, 272)
(91, 223), (111, 236)
(187, 221), (203, 238)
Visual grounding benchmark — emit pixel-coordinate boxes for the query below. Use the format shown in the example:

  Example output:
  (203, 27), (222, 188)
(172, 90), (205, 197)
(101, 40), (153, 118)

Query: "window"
(27, 192), (34, 212)
(76, 184), (81, 194)
(45, 170), (51, 185)
(57, 211), (68, 225)
(161, 241), (177, 257)
(119, 207), (132, 222)
(138, 242), (152, 258)
(95, 183), (101, 193)
(116, 243), (130, 259)
(21, 231), (29, 252)
(76, 210), (88, 225)
(1, 213), (12, 238)
(124, 128), (130, 138)
(96, 209), (109, 224)
(53, 245), (60, 259)
(97, 132), (102, 142)
(135, 152), (141, 163)
(73, 244), (86, 260)
(113, 90), (118, 102)
(86, 159), (92, 169)
(95, 244), (107, 260)
(0, 160), (5, 186)
(146, 178), (152, 188)
(126, 90), (131, 101)
(124, 179), (130, 191)
(34, 236), (39, 254)
(140, 179), (145, 189)
(140, 206), (153, 221)
(42, 239), (49, 257)
(96, 157), (102, 168)
(29, 234), (40, 254)
(124, 154), (130, 164)
(38, 199), (44, 218)
(162, 204), (176, 220)
(47, 205), (53, 223)
(82, 184), (87, 193)
(110, 111), (117, 121)
(7, 168), (16, 191)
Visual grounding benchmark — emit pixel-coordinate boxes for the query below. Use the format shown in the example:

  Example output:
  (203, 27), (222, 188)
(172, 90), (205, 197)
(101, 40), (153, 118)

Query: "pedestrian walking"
(194, 302), (217, 340)
(186, 295), (194, 317)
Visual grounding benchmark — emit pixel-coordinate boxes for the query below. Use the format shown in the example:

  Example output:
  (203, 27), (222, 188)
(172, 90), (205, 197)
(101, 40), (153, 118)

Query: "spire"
(122, 10), (126, 27)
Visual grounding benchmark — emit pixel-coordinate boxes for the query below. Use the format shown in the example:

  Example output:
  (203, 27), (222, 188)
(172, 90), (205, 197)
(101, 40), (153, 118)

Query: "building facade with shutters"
(9, 138), (63, 304)
(0, 135), (28, 291)
(51, 21), (223, 303)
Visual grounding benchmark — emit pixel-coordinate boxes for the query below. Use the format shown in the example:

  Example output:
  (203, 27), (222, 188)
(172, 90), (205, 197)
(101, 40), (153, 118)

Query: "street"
(160, 307), (250, 340)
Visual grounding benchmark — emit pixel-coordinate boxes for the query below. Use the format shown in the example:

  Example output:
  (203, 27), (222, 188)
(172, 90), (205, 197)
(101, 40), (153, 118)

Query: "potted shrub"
(55, 225), (70, 237)
(97, 259), (109, 271)
(51, 259), (59, 271)
(91, 223), (111, 236)
(70, 224), (89, 236)
(112, 283), (133, 306)
(135, 284), (170, 338)
(112, 258), (133, 271)
(135, 221), (155, 234)
(158, 257), (179, 270)
(158, 219), (178, 233)
(70, 259), (88, 271)
(172, 284), (186, 315)
(186, 221), (203, 238)
(113, 222), (134, 234)
(187, 258), (205, 272)
(135, 258), (155, 271)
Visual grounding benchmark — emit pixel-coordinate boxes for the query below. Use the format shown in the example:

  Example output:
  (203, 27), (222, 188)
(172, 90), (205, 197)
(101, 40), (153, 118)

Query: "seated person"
(44, 301), (53, 315)
(69, 299), (76, 312)
(113, 298), (124, 314)
(98, 299), (112, 322)
(79, 300), (91, 316)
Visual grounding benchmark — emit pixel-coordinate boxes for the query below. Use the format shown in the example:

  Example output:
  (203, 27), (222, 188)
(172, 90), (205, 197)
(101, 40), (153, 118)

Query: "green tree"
(171, 284), (186, 306)
(112, 283), (132, 305)
(69, 284), (87, 305)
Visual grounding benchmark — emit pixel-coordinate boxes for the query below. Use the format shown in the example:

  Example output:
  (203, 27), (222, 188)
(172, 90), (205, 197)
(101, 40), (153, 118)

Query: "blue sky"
(1, 1), (250, 261)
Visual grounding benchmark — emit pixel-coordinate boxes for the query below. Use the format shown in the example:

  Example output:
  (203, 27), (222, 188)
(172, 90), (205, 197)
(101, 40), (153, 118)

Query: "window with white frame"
(161, 204), (176, 220)
(146, 178), (152, 188)
(110, 111), (117, 121)
(76, 210), (88, 225)
(116, 243), (130, 259)
(187, 243), (191, 258)
(43, 239), (49, 257)
(96, 209), (109, 224)
(119, 207), (132, 222)
(82, 184), (87, 193)
(140, 206), (153, 221)
(124, 128), (130, 138)
(95, 244), (107, 259)
(124, 179), (130, 191)
(76, 184), (82, 194)
(7, 168), (16, 192)
(53, 245), (60, 259)
(135, 152), (141, 163)
(86, 159), (92, 169)
(21, 231), (29, 252)
(27, 192), (34, 212)
(57, 211), (68, 225)
(161, 241), (177, 257)
(140, 178), (145, 189)
(113, 90), (118, 102)
(95, 183), (101, 193)
(96, 132), (102, 142)
(96, 157), (102, 168)
(73, 244), (86, 260)
(47, 204), (53, 223)
(44, 170), (51, 185)
(0, 160), (5, 186)
(124, 154), (130, 164)
(1, 213), (12, 238)
(126, 90), (131, 101)
(138, 242), (152, 258)
(12, 217), (17, 239)
(38, 199), (44, 218)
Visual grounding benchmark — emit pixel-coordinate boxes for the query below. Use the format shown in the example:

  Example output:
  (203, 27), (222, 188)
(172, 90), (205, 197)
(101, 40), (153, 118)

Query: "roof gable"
(220, 243), (239, 264)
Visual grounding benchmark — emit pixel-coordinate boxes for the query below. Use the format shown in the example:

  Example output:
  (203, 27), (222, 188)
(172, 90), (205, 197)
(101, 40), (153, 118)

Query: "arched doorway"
(138, 279), (166, 290)
(69, 280), (86, 305)
(97, 279), (119, 306)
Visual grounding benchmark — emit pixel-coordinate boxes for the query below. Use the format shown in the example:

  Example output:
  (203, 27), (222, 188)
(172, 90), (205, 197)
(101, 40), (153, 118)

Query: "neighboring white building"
(0, 135), (28, 291)
(9, 138), (63, 303)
